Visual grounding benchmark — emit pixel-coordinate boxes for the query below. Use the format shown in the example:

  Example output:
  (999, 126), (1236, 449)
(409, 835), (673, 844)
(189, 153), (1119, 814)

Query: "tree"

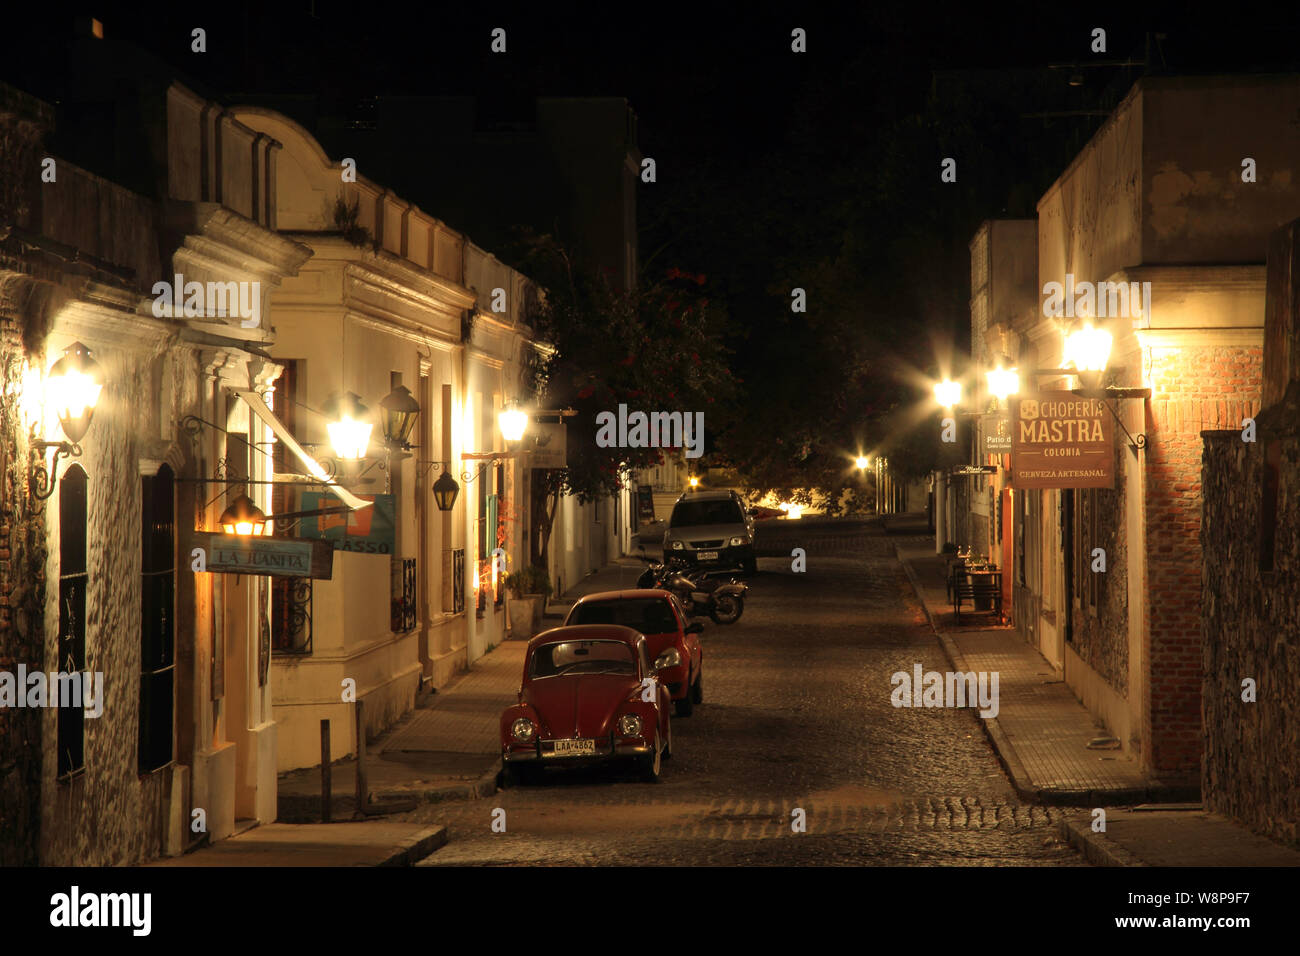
(513, 233), (736, 571)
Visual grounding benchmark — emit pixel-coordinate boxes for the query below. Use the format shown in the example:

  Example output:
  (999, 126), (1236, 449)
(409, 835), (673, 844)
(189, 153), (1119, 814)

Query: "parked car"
(500, 624), (672, 784)
(564, 589), (704, 715)
(662, 488), (757, 574)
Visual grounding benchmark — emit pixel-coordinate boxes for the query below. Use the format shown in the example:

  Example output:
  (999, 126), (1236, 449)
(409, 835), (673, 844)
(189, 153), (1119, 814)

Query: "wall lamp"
(31, 342), (105, 501)
(414, 461), (462, 512)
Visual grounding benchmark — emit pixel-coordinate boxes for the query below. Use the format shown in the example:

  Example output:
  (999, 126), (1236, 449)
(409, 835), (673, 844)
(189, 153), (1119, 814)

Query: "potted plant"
(505, 565), (552, 639)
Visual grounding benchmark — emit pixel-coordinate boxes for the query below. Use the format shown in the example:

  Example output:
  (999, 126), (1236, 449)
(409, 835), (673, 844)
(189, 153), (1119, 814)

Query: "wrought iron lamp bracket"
(30, 440), (81, 501)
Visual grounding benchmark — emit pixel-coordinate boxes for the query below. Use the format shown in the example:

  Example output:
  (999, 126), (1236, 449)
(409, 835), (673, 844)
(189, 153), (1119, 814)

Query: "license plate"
(698, 551), (719, 561)
(547, 738), (596, 757)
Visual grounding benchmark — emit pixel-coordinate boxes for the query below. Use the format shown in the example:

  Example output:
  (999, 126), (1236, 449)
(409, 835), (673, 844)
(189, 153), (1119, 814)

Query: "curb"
(279, 763), (502, 822)
(1057, 816), (1147, 867)
(894, 544), (1195, 809)
(379, 825), (450, 866)
(373, 762), (503, 805)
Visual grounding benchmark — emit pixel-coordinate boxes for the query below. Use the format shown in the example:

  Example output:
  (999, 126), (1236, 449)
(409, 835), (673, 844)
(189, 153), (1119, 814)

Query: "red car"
(564, 589), (704, 717)
(500, 624), (672, 784)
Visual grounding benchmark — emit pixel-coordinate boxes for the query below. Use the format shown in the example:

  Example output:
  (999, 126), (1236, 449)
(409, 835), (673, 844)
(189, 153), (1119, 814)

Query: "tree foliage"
(513, 232), (736, 563)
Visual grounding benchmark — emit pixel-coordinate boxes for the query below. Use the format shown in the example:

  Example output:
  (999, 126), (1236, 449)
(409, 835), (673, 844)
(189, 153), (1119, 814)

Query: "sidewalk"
(896, 539), (1300, 867)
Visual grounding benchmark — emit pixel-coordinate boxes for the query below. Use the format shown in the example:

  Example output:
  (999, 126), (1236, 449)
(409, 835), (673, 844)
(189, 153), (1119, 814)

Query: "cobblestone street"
(405, 530), (1088, 865)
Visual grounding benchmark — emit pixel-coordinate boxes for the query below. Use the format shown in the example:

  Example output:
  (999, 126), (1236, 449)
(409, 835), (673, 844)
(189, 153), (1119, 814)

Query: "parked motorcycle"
(636, 554), (747, 625)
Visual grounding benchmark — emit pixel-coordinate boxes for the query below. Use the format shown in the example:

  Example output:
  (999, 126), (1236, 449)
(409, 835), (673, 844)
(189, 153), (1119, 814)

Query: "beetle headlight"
(671, 539), (685, 550)
(730, 535), (747, 546)
(511, 718), (536, 742)
(617, 713), (643, 736)
(654, 648), (682, 670)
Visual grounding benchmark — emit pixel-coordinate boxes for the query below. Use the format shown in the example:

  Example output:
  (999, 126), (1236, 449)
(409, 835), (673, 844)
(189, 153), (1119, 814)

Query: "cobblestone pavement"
(404, 530), (1088, 865)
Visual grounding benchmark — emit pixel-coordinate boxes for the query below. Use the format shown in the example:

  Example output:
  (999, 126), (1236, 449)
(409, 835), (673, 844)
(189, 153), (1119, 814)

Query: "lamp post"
(31, 341), (105, 500)
(322, 391), (374, 462)
(379, 385), (420, 450)
(219, 494), (268, 536)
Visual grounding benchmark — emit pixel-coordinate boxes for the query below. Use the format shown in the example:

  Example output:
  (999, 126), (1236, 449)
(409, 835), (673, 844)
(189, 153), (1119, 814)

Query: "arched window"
(139, 463), (175, 773)
(57, 463), (88, 779)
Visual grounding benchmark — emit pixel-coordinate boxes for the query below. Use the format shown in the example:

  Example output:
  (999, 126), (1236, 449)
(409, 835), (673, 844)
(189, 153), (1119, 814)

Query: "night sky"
(5, 2), (1300, 475)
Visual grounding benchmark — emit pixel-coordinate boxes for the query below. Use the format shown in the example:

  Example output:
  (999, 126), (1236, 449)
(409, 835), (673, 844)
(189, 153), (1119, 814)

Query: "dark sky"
(6, 3), (1300, 364)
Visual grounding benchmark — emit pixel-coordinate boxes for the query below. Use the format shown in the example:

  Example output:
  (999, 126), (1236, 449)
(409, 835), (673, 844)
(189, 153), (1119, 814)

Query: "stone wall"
(0, 298), (48, 866)
(1201, 430), (1299, 846)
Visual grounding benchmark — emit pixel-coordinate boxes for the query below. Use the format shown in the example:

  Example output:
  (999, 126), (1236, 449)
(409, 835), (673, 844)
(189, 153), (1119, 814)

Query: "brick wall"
(1201, 430), (1299, 846)
(1144, 345), (1262, 774)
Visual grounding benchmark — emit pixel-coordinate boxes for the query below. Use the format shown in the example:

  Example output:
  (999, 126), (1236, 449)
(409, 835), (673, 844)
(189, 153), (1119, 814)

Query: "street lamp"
(380, 385), (420, 450)
(219, 494), (268, 536)
(432, 469), (460, 512)
(322, 391), (374, 461)
(1063, 323), (1113, 390)
(854, 455), (869, 470)
(498, 400), (528, 443)
(46, 341), (105, 443)
(986, 366), (1020, 401)
(688, 476), (700, 489)
(934, 379), (962, 409)
(30, 341), (106, 500)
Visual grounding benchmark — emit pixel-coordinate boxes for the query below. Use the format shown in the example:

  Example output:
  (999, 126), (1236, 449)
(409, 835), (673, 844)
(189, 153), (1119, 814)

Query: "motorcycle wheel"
(710, 594), (743, 625)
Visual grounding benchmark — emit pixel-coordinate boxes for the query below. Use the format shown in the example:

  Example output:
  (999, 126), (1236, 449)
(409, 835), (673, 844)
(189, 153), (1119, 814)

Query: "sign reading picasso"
(1011, 391), (1114, 489)
(300, 492), (395, 554)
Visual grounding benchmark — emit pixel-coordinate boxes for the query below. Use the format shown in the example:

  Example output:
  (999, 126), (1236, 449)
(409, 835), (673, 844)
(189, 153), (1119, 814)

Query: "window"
(139, 464), (175, 773)
(272, 361), (312, 653)
(57, 464), (88, 779)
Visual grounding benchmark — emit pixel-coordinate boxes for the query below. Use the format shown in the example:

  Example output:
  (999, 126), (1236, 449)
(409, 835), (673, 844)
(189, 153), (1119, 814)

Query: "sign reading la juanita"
(1011, 391), (1114, 489)
(190, 532), (334, 580)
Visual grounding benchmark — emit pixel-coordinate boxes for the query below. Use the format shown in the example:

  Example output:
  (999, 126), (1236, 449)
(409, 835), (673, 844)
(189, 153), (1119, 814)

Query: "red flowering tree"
(513, 233), (736, 570)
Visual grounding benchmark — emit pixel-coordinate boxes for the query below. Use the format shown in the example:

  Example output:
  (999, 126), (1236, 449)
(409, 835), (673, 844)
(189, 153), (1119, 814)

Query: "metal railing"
(443, 548), (465, 614)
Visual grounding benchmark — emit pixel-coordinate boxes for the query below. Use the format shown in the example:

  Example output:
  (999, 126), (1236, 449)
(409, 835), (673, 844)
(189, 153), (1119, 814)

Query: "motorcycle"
(636, 554), (747, 625)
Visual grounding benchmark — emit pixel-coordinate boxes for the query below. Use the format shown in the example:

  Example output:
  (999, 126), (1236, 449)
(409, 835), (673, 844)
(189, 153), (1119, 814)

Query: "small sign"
(982, 412), (1012, 454)
(1011, 391), (1114, 489)
(527, 421), (567, 469)
(300, 493), (395, 554)
(636, 484), (656, 525)
(191, 532), (334, 579)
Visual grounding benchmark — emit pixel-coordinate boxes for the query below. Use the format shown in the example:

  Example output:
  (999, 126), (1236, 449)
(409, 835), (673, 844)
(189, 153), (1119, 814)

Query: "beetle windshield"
(529, 640), (636, 678)
(566, 598), (677, 634)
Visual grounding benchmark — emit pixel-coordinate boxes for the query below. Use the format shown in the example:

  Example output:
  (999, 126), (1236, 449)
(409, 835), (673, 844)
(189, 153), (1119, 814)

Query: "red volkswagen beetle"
(500, 624), (672, 785)
(564, 589), (704, 717)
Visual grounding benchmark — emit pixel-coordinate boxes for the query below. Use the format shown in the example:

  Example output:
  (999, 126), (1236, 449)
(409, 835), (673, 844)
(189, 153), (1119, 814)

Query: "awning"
(232, 387), (371, 512)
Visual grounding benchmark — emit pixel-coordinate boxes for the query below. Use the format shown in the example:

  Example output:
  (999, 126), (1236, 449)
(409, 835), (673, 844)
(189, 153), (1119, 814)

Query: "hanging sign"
(982, 412), (1012, 454)
(190, 532), (334, 579)
(1011, 391), (1114, 489)
(300, 492), (395, 554)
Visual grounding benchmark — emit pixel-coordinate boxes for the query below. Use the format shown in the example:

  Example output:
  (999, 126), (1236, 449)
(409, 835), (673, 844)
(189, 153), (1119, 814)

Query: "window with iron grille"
(58, 464), (88, 779)
(392, 557), (417, 632)
(139, 464), (175, 774)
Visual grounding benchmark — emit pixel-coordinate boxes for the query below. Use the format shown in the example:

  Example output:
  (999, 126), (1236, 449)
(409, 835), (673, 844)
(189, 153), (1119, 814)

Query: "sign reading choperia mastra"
(1011, 391), (1114, 490)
